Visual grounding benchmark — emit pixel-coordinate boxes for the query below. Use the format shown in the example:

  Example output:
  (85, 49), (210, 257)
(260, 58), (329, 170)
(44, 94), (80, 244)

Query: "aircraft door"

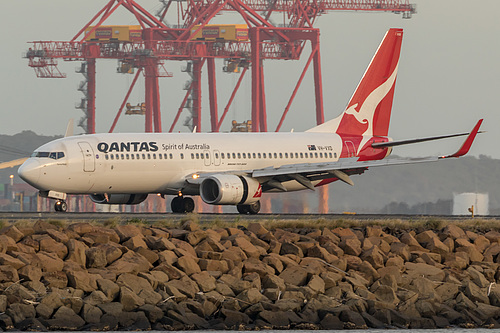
(213, 150), (221, 166)
(344, 141), (356, 158)
(78, 142), (95, 172)
(203, 150), (211, 166)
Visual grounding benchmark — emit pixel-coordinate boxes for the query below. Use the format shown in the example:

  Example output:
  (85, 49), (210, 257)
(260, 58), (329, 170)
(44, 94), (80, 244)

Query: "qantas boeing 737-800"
(18, 28), (482, 214)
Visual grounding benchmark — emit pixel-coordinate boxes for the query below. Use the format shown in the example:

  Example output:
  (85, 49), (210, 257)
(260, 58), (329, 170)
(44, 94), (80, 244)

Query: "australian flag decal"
(307, 145), (317, 151)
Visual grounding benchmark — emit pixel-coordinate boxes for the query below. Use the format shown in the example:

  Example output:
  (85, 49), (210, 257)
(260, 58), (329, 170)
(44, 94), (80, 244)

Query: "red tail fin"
(307, 28), (403, 136)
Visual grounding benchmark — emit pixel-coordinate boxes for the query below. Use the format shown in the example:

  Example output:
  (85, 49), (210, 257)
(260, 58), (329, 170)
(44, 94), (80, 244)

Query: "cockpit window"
(31, 151), (65, 159)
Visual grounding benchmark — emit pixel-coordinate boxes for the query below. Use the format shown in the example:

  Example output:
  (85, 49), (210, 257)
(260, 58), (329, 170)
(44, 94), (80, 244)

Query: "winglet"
(442, 119), (483, 158)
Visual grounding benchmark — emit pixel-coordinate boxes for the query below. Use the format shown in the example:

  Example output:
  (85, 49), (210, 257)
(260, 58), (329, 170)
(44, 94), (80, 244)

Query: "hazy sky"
(1, 0), (499, 158)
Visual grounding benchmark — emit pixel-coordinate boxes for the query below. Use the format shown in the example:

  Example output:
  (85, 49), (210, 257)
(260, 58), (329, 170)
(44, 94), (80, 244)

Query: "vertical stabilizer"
(307, 28), (403, 137)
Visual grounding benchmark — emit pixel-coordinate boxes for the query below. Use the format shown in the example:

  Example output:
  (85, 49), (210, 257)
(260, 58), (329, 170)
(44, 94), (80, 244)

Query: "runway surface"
(0, 211), (494, 224)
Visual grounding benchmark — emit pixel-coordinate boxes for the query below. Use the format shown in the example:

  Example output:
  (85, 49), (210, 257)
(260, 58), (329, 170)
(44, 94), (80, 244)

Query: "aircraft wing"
(0, 158), (28, 170)
(186, 119), (482, 190)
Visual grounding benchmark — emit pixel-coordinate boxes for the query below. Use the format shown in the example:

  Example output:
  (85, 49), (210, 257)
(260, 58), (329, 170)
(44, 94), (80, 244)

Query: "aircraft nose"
(18, 159), (41, 187)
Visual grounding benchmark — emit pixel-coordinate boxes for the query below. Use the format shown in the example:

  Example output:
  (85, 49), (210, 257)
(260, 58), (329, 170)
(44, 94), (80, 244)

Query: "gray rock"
(81, 303), (103, 324)
(221, 308), (250, 328)
(15, 318), (47, 331)
(6, 303), (36, 324)
(120, 286), (145, 311)
(97, 278), (120, 301)
(340, 309), (367, 329)
(320, 313), (344, 329)
(46, 306), (85, 330)
(139, 304), (164, 323)
(258, 310), (290, 327)
(42, 271), (68, 288)
(86, 247), (107, 268)
(0, 313), (13, 330)
(83, 290), (110, 306)
(97, 302), (123, 315)
(35, 303), (53, 319)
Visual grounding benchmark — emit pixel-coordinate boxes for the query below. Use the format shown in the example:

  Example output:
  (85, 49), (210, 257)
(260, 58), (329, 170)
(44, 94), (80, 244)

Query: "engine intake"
(90, 194), (148, 205)
(200, 175), (261, 205)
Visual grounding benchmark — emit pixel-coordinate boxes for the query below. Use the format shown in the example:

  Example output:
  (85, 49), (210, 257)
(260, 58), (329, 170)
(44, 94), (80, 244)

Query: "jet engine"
(200, 175), (261, 205)
(90, 194), (148, 205)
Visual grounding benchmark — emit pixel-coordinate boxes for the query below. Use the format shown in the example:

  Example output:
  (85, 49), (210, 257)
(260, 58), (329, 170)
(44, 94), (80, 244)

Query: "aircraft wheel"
(237, 204), (249, 214)
(55, 200), (67, 212)
(247, 201), (260, 215)
(183, 197), (195, 213)
(171, 196), (184, 213)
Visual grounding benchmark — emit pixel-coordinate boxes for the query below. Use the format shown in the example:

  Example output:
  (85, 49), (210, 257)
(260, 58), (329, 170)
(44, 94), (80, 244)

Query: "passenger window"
(110, 155), (114, 160)
(315, 153), (318, 158)
(295, 153), (298, 158)
(242, 153), (246, 159)
(334, 152), (337, 158)
(284, 153), (288, 158)
(300, 152), (303, 158)
(153, 154), (156, 159)
(237, 153), (241, 159)
(201, 153), (204, 159)
(191, 153), (195, 159)
(258, 153), (261, 159)
(320, 153), (323, 158)
(196, 153), (199, 159)
(221, 153), (225, 159)
(180, 153), (184, 159)
(105, 155), (109, 160)
(232, 153), (236, 159)
(206, 153), (209, 159)
(142, 154), (146, 159)
(264, 153), (267, 158)
(164, 153), (167, 159)
(329, 152), (332, 158)
(274, 153), (277, 159)
(252, 153), (256, 159)
(169, 153), (173, 159)
(131, 154), (134, 160)
(126, 154), (130, 160)
(215, 153), (219, 159)
(159, 154), (162, 159)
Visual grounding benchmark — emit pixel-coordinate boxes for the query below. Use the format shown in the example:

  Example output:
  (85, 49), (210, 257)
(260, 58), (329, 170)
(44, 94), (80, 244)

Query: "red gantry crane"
(25, 0), (415, 134)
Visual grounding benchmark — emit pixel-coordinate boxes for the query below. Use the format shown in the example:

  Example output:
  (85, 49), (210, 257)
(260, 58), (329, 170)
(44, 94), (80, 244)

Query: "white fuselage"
(19, 132), (344, 195)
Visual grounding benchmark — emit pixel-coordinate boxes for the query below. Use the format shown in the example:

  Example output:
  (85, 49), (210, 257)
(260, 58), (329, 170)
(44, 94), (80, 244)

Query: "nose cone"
(18, 159), (41, 188)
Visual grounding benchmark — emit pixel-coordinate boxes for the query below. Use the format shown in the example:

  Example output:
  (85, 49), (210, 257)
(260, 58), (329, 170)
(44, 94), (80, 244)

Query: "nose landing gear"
(54, 200), (67, 212)
(171, 195), (195, 213)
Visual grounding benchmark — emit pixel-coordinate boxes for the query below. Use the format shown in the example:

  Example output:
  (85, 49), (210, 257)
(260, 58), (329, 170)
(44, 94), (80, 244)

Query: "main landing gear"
(171, 195), (195, 213)
(54, 200), (67, 212)
(237, 201), (261, 215)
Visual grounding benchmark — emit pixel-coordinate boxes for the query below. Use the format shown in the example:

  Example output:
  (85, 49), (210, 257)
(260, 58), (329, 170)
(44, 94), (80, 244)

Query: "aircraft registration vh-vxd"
(18, 28), (483, 214)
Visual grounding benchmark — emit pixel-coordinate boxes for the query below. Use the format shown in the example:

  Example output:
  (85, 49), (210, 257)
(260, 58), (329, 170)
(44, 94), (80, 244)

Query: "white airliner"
(18, 28), (482, 214)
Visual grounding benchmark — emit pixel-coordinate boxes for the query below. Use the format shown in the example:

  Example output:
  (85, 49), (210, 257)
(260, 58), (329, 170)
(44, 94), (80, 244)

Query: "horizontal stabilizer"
(372, 128), (485, 149)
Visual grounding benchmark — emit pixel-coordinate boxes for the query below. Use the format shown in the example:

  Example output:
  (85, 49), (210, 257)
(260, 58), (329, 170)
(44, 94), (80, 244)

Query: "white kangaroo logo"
(344, 62), (399, 154)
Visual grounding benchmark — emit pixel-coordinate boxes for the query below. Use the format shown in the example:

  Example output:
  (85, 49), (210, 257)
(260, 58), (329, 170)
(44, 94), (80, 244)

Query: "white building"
(452, 192), (489, 216)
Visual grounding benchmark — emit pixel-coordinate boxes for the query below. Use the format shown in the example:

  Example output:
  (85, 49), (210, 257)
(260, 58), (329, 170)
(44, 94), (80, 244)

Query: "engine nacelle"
(200, 175), (261, 205)
(90, 194), (148, 205)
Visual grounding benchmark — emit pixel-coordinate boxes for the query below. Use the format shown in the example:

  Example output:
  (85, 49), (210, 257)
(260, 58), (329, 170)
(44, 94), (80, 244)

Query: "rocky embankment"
(0, 220), (499, 330)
